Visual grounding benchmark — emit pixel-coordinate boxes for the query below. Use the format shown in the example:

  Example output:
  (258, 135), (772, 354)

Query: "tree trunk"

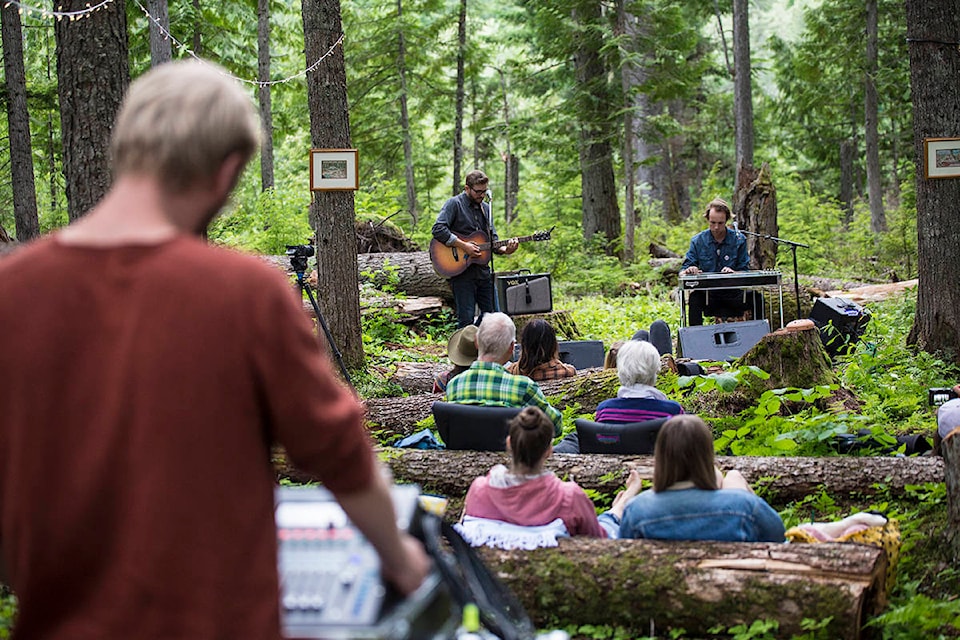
(864, 0), (886, 233)
(905, 0), (960, 362)
(477, 540), (885, 640)
(735, 161), (778, 270)
(615, 0), (647, 262)
(732, 0), (754, 189)
(452, 0), (466, 196)
(55, 0), (129, 221)
(302, 0), (365, 369)
(396, 0), (418, 225)
(839, 138), (856, 225)
(258, 0), (275, 191)
(494, 68), (517, 225)
(572, 1), (620, 256)
(942, 431), (960, 561)
(504, 153), (519, 226)
(2, 2), (40, 242)
(276, 448), (943, 506)
(148, 0), (172, 66)
(192, 0), (202, 53)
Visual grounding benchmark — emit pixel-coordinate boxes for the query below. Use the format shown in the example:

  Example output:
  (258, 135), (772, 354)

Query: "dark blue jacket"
(681, 228), (749, 272)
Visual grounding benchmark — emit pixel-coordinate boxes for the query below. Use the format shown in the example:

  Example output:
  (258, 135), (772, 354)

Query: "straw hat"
(447, 325), (479, 366)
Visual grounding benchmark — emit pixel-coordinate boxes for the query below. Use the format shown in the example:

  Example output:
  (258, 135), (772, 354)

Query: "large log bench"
(477, 538), (887, 640)
(274, 450), (944, 505)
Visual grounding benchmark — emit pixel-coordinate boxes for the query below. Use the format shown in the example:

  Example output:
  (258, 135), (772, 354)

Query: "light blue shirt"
(620, 486), (785, 542)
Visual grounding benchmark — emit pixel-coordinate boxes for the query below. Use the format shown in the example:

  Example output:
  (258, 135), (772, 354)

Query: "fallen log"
(366, 368), (619, 436)
(476, 538), (887, 640)
(389, 358), (610, 396)
(356, 252), (452, 300)
(274, 450), (944, 506)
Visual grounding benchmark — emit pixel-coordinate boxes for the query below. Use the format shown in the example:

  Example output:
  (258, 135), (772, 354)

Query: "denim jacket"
(619, 486), (785, 542)
(681, 228), (749, 273)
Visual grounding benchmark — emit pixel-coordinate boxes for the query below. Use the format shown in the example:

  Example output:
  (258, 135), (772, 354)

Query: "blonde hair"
(110, 60), (261, 190)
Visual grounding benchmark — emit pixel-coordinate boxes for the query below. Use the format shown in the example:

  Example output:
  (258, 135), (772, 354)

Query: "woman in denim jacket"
(619, 415), (784, 542)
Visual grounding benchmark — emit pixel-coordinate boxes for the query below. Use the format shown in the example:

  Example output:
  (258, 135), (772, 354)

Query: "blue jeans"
(450, 265), (496, 328)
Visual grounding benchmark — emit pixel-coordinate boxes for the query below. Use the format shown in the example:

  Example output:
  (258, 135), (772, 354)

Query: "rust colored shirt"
(0, 235), (372, 640)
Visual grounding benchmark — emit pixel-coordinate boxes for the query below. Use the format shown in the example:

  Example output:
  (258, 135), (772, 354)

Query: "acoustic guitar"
(429, 228), (553, 279)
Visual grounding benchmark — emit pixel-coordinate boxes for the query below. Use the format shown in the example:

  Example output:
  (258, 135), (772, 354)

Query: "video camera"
(929, 387), (959, 406)
(285, 244), (315, 273)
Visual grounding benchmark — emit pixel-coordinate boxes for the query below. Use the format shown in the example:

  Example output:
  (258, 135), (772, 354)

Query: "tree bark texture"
(732, 0), (754, 177)
(2, 2), (40, 242)
(905, 0), (960, 362)
(615, 0), (646, 261)
(55, 0), (128, 221)
(302, 0), (365, 369)
(572, 1), (620, 255)
(864, 0), (886, 233)
(396, 0), (418, 224)
(735, 162), (778, 271)
(738, 326), (837, 391)
(258, 0), (275, 191)
(452, 0), (466, 197)
(476, 539), (886, 640)
(275, 449), (943, 508)
(942, 430), (960, 562)
(148, 0), (172, 66)
(356, 252), (453, 300)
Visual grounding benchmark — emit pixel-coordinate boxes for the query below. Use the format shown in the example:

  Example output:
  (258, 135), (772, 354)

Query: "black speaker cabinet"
(496, 271), (552, 315)
(510, 339), (606, 370)
(678, 320), (770, 361)
(810, 297), (870, 356)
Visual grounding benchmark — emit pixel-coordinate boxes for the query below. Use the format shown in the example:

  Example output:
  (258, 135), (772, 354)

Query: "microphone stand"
(738, 229), (809, 320)
(485, 190), (501, 313)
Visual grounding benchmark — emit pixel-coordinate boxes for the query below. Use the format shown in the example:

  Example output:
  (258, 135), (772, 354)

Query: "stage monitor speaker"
(557, 340), (606, 369)
(496, 271), (552, 315)
(810, 297), (870, 356)
(678, 320), (770, 361)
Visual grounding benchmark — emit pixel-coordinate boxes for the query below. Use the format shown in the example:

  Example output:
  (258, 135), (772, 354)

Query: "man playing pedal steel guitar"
(680, 198), (760, 326)
(432, 170), (518, 328)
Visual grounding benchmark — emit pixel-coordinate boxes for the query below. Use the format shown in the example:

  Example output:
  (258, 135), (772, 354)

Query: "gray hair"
(477, 312), (516, 359)
(617, 339), (661, 387)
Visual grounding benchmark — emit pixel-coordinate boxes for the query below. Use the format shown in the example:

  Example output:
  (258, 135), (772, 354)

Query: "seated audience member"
(619, 415), (785, 542)
(462, 407), (643, 540)
(506, 319), (576, 381)
(555, 340), (682, 454)
(935, 392), (960, 455)
(603, 341), (624, 369)
(433, 324), (478, 393)
(595, 340), (683, 424)
(446, 312), (563, 435)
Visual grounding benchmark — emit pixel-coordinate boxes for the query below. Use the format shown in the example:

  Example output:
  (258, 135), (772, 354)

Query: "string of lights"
(132, 0), (344, 87)
(3, 0), (116, 20)
(2, 0), (343, 86)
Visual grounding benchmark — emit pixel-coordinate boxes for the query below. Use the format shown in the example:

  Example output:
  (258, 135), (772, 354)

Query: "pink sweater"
(463, 468), (607, 538)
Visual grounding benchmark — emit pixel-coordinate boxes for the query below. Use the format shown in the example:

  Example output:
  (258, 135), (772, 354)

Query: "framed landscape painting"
(924, 138), (960, 179)
(310, 149), (359, 190)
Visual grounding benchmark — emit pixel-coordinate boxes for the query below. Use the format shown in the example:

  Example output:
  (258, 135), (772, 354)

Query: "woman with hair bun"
(462, 407), (641, 539)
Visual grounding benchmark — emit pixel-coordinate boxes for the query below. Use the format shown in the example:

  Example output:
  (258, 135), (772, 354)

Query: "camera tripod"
(289, 252), (353, 387)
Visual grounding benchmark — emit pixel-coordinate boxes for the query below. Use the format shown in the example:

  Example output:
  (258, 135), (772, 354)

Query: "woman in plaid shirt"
(506, 319), (576, 382)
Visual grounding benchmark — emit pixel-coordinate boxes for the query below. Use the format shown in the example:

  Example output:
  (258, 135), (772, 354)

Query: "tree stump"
(739, 325), (837, 391)
(736, 161), (779, 271)
(942, 428), (960, 562)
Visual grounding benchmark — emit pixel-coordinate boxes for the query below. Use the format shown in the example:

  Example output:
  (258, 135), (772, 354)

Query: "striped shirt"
(446, 361), (562, 435)
(594, 396), (683, 424)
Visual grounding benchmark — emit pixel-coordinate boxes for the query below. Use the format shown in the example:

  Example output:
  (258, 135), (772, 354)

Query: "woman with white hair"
(594, 339), (683, 423)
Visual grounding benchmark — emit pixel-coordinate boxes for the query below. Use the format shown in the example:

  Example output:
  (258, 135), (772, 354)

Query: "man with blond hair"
(445, 312), (562, 434)
(0, 61), (428, 639)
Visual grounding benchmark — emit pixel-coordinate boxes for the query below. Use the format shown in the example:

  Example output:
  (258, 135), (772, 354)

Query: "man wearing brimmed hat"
(445, 313), (562, 434)
(433, 325), (479, 393)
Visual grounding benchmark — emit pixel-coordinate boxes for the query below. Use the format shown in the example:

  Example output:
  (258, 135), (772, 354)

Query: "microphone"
(485, 189), (493, 201)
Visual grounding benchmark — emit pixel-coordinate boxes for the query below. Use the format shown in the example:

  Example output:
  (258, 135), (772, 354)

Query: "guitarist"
(432, 170), (518, 328)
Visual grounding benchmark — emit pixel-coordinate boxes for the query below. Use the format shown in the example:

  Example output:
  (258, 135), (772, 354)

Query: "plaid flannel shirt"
(505, 358), (576, 382)
(445, 361), (562, 435)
